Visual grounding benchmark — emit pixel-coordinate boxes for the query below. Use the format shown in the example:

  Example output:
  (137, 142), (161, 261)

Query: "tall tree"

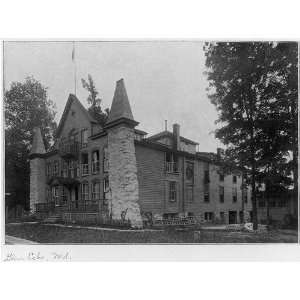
(5, 76), (57, 210)
(81, 74), (109, 126)
(204, 42), (298, 230)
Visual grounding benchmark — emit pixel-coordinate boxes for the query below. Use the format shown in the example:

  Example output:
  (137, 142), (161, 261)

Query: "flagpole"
(72, 41), (77, 96)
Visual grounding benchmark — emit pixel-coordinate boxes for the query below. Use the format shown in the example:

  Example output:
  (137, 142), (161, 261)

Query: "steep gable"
(55, 94), (98, 139)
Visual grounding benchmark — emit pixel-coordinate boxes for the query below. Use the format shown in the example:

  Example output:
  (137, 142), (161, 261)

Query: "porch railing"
(35, 200), (101, 213)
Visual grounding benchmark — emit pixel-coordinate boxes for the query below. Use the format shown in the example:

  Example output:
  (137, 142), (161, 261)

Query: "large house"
(29, 79), (253, 228)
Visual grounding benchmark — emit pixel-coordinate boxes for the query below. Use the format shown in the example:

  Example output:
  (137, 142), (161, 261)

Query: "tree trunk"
(251, 166), (258, 230)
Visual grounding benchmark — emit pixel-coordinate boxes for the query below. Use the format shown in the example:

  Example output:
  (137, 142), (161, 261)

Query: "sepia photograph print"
(3, 41), (299, 247)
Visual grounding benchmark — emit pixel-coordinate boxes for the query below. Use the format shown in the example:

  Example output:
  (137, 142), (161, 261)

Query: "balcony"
(59, 141), (79, 159)
(166, 161), (178, 173)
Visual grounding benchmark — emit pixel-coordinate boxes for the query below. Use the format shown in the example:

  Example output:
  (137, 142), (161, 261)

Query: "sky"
(4, 41), (222, 152)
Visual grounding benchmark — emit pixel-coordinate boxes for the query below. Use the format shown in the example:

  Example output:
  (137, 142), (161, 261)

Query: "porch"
(35, 200), (103, 213)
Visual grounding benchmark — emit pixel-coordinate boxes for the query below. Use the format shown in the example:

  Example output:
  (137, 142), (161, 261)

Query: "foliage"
(5, 76), (57, 209)
(204, 42), (298, 229)
(81, 74), (109, 126)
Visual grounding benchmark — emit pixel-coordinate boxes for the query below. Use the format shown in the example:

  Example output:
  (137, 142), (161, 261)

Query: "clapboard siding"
(135, 144), (165, 214)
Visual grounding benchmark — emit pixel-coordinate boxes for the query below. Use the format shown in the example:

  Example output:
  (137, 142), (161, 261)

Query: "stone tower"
(105, 79), (143, 228)
(29, 127), (46, 212)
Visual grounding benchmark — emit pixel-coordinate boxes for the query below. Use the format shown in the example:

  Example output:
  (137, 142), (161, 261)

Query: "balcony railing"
(59, 141), (79, 159)
(166, 161), (178, 173)
(81, 164), (89, 176)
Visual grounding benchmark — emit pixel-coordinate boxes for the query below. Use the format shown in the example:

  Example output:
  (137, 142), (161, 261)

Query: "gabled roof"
(55, 94), (98, 138)
(106, 79), (136, 124)
(147, 130), (199, 145)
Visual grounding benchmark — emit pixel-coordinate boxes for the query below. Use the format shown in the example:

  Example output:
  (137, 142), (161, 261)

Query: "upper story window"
(168, 181), (177, 202)
(219, 186), (224, 203)
(62, 161), (68, 177)
(186, 161), (194, 184)
(232, 187), (237, 202)
(81, 153), (89, 176)
(204, 183), (209, 202)
(219, 172), (224, 182)
(53, 161), (59, 176)
(233, 175), (237, 184)
(81, 129), (88, 148)
(92, 150), (100, 174)
(204, 169), (210, 184)
(46, 163), (52, 177)
(243, 188), (248, 203)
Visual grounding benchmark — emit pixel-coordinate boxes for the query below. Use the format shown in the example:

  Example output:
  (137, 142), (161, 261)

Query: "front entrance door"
(229, 211), (237, 224)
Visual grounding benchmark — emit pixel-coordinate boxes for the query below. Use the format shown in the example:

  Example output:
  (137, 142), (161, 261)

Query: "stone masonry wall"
(30, 158), (46, 212)
(107, 125), (143, 228)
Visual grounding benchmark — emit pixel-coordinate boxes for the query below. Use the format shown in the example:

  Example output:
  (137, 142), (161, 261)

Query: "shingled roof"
(106, 79), (136, 125)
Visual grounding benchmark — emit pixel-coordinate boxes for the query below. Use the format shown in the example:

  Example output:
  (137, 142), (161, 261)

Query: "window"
(61, 187), (67, 204)
(92, 150), (100, 174)
(232, 187), (237, 202)
(62, 161), (68, 177)
(243, 189), (248, 203)
(81, 129), (88, 148)
(169, 181), (177, 202)
(103, 176), (109, 193)
(204, 212), (214, 221)
(233, 175), (237, 184)
(186, 162), (194, 183)
(187, 185), (193, 203)
(81, 182), (89, 201)
(92, 181), (100, 200)
(53, 161), (59, 176)
(46, 188), (51, 202)
(220, 212), (225, 222)
(81, 153), (89, 176)
(46, 164), (52, 177)
(219, 186), (224, 203)
(52, 186), (59, 205)
(103, 147), (109, 172)
(219, 173), (224, 182)
(204, 169), (210, 184)
(204, 184), (209, 202)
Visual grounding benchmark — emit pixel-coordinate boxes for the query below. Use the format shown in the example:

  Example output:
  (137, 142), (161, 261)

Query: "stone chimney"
(29, 127), (46, 212)
(105, 79), (143, 228)
(173, 123), (180, 151)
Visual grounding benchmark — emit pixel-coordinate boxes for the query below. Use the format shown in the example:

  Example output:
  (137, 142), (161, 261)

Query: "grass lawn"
(5, 223), (298, 244)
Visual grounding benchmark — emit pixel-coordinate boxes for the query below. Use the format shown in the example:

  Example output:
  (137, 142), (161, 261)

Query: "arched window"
(81, 181), (89, 201)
